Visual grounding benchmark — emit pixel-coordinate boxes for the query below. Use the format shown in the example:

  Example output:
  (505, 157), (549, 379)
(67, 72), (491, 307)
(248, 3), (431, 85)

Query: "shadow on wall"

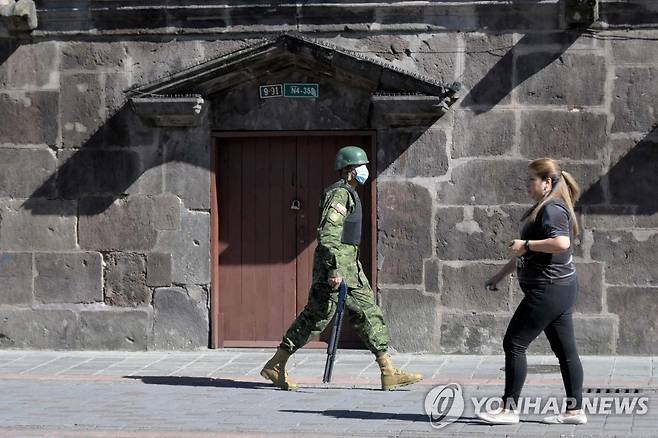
(462, 30), (585, 113)
(579, 124), (658, 216)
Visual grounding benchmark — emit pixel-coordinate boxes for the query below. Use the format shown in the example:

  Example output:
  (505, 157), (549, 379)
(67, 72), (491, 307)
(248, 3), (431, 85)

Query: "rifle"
(323, 281), (348, 383)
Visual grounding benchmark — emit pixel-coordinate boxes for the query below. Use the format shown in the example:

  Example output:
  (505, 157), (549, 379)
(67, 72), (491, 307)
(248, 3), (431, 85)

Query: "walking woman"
(478, 158), (587, 425)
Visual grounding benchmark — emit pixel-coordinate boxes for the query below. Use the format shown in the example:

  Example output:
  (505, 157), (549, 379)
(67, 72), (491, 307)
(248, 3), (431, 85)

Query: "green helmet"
(335, 146), (369, 170)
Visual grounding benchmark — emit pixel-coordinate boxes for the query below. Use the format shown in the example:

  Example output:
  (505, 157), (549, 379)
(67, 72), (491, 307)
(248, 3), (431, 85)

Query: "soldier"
(261, 146), (423, 391)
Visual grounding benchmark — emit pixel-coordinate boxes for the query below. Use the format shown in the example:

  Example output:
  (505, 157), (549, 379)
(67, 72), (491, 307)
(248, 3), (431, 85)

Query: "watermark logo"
(424, 383), (465, 429)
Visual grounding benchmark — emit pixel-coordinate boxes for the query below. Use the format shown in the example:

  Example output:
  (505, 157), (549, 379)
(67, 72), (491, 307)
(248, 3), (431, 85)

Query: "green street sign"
(283, 83), (319, 98)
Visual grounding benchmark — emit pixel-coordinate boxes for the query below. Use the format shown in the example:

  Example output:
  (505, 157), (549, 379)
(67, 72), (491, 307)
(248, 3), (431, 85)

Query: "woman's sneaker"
(542, 412), (588, 424)
(477, 409), (520, 425)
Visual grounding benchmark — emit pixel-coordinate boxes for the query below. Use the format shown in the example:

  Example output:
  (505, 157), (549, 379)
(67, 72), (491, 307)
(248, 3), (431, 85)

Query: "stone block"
(437, 160), (528, 205)
(611, 32), (658, 64)
(424, 259), (440, 293)
(61, 41), (127, 71)
(162, 128), (211, 210)
(0, 42), (58, 89)
(77, 309), (150, 350)
(608, 287), (658, 354)
(461, 33), (514, 108)
(0, 200), (77, 251)
(377, 128), (449, 178)
(57, 149), (141, 198)
(581, 205), (636, 230)
(516, 53), (606, 106)
(0, 252), (32, 305)
(104, 252), (151, 307)
(439, 312), (508, 354)
(34, 252), (103, 304)
(79, 196), (160, 252)
(85, 105), (157, 149)
(572, 316), (617, 355)
(591, 231), (658, 286)
(154, 210), (210, 284)
(452, 110), (515, 157)
(0, 91), (58, 146)
(123, 40), (207, 87)
(125, 147), (164, 196)
(607, 136), (658, 214)
(567, 162), (607, 206)
(153, 195), (181, 231)
(380, 288), (440, 353)
(0, 309), (78, 349)
(0, 148), (56, 198)
(435, 206), (528, 260)
(377, 182), (432, 284)
(519, 111), (606, 160)
(60, 73), (104, 147)
(612, 67), (658, 133)
(441, 263), (512, 312)
(146, 252), (172, 287)
(151, 287), (209, 349)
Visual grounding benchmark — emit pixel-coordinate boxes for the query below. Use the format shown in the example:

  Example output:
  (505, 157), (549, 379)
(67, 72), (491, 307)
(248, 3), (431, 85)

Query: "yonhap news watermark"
(424, 383), (649, 429)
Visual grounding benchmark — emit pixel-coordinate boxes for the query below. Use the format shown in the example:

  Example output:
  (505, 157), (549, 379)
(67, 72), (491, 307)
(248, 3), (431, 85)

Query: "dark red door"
(215, 134), (374, 347)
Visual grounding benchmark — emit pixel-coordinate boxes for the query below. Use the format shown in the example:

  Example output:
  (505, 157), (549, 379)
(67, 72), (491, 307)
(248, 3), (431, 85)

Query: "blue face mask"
(354, 165), (369, 185)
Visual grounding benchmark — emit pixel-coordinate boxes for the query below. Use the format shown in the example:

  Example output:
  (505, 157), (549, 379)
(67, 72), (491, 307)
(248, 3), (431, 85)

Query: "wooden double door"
(213, 133), (375, 347)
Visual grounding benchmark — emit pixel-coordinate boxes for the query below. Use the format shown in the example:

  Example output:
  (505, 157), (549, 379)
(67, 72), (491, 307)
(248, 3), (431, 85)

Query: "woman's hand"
(508, 239), (527, 257)
(484, 276), (500, 291)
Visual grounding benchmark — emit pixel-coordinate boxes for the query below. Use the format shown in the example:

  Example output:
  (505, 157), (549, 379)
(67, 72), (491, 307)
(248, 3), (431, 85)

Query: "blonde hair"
(525, 158), (581, 236)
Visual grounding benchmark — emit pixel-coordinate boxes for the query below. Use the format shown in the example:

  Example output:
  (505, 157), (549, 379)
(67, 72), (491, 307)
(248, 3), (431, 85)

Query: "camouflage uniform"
(279, 180), (390, 356)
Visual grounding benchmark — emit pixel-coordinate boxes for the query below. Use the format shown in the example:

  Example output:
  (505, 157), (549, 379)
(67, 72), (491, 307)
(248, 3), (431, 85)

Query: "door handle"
(291, 200), (301, 211)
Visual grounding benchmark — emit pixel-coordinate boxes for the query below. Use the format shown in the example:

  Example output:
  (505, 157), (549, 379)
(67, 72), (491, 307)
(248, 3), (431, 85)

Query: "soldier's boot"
(376, 353), (423, 391)
(260, 348), (298, 391)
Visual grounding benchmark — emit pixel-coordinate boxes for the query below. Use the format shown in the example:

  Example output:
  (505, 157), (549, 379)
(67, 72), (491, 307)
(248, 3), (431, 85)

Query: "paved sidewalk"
(0, 349), (656, 437)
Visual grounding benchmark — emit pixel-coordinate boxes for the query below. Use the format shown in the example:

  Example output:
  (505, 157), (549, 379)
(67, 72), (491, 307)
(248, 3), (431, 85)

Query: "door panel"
(216, 134), (374, 346)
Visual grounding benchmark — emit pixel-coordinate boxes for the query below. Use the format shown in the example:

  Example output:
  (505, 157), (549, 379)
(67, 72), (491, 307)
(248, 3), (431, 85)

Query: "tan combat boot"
(260, 348), (298, 391)
(376, 353), (423, 391)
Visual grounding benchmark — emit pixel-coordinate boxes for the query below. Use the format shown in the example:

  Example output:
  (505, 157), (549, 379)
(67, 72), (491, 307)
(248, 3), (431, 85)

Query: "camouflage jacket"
(312, 180), (367, 288)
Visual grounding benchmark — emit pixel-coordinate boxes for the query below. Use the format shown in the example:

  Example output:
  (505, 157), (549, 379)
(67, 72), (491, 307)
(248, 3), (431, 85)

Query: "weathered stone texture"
(79, 196), (176, 251)
(440, 313), (507, 354)
(441, 263), (512, 312)
(151, 287), (209, 349)
(162, 128), (211, 210)
(0, 148), (57, 198)
(424, 259), (440, 293)
(0, 309), (78, 349)
(461, 33), (514, 108)
(516, 53), (606, 106)
(591, 231), (658, 286)
(0, 200), (77, 251)
(519, 111), (606, 160)
(57, 149), (141, 198)
(154, 210), (210, 284)
(612, 67), (658, 133)
(77, 309), (150, 350)
(380, 289), (439, 353)
(0, 92), (58, 146)
(436, 206), (528, 261)
(377, 128), (449, 178)
(0, 252), (32, 305)
(104, 253), (151, 306)
(452, 110), (515, 157)
(34, 252), (103, 304)
(378, 182), (432, 284)
(608, 287), (658, 355)
(0, 42), (59, 89)
(61, 42), (127, 71)
(146, 252), (172, 287)
(437, 160), (528, 205)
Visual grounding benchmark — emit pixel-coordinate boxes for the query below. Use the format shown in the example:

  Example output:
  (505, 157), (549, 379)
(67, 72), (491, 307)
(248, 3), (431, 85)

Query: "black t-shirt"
(517, 199), (576, 285)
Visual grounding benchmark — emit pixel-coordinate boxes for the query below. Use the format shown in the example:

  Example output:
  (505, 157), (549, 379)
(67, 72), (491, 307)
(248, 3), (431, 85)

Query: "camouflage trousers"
(279, 281), (390, 356)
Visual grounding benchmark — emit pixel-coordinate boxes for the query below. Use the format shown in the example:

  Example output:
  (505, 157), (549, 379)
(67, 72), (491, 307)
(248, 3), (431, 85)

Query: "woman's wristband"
(524, 240), (530, 251)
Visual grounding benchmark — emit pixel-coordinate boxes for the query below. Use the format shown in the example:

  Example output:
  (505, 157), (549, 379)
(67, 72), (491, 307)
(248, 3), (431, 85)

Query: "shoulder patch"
(333, 202), (347, 216)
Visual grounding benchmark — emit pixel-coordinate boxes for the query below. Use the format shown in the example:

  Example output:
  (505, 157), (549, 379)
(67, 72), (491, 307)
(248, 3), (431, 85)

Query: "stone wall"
(0, 1), (656, 353)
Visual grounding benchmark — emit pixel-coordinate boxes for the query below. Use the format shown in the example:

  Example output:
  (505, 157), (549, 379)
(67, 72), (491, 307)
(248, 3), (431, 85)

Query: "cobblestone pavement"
(0, 349), (656, 437)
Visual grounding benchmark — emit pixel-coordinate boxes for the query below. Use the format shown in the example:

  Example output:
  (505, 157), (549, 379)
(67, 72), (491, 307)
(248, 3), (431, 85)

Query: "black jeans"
(503, 279), (583, 410)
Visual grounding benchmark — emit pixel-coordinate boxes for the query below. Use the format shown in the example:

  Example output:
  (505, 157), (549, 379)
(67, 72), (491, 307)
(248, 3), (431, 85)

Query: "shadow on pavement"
(124, 376), (272, 389)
